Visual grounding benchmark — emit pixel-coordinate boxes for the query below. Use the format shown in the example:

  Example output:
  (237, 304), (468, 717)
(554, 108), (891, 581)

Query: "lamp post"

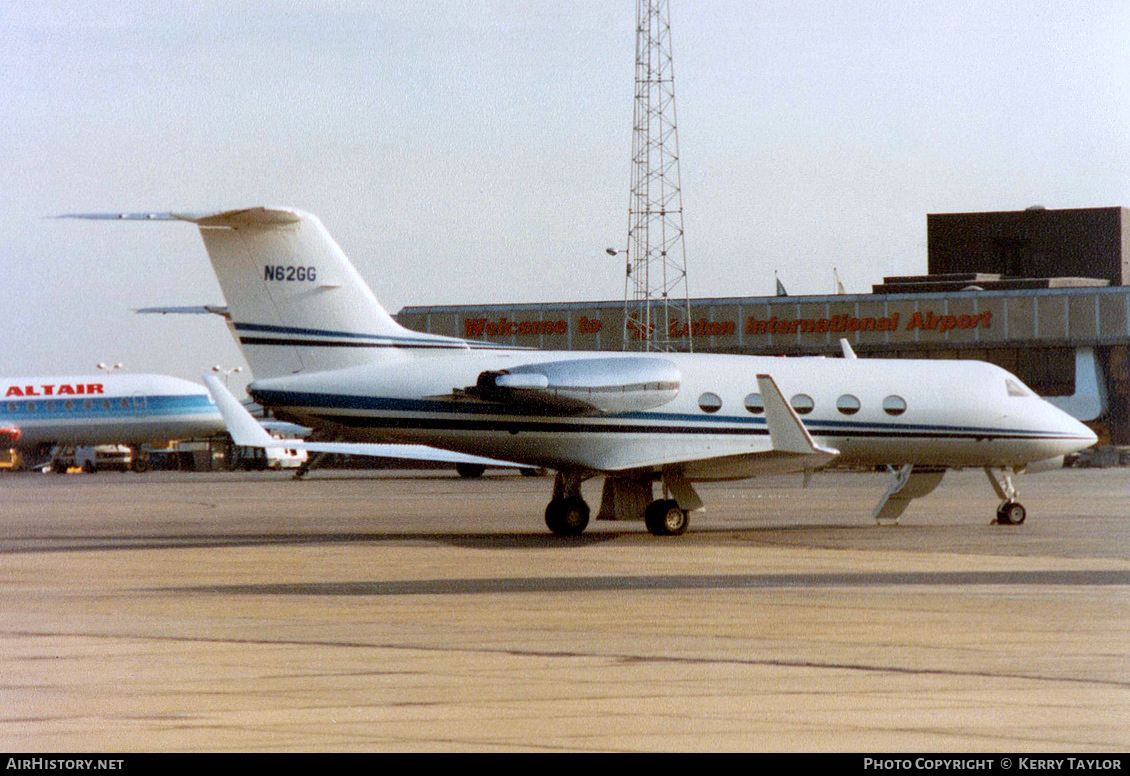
(211, 365), (243, 389)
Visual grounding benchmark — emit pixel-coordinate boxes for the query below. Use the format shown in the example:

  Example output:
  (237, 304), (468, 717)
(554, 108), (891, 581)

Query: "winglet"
(203, 375), (275, 447)
(840, 338), (857, 359)
(756, 374), (839, 459)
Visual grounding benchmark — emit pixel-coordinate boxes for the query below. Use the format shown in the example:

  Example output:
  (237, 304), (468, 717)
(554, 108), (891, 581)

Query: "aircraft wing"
(203, 376), (523, 469)
(605, 373), (839, 478)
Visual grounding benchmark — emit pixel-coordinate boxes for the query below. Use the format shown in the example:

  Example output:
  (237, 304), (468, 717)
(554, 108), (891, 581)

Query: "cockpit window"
(1006, 379), (1031, 398)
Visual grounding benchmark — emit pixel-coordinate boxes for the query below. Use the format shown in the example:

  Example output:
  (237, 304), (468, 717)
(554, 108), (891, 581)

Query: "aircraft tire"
(996, 501), (1027, 525)
(456, 463), (486, 479)
(545, 496), (589, 537)
(645, 499), (689, 537)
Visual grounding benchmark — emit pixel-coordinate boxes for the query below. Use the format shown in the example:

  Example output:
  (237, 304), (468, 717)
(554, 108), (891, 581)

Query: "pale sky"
(3, 1), (1129, 391)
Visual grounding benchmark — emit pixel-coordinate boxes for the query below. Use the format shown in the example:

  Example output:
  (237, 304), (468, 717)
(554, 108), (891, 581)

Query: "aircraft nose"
(1055, 406), (1097, 452)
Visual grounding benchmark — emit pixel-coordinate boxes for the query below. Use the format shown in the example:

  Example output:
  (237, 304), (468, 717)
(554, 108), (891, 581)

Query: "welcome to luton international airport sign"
(461, 310), (993, 340)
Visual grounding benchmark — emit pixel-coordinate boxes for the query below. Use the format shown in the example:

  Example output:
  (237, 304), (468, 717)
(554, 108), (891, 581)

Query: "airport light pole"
(211, 365), (243, 390)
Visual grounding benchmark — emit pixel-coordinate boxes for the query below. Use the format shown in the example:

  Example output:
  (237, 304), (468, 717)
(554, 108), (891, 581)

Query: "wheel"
(82, 460), (96, 474)
(996, 500), (1026, 525)
(644, 499), (689, 536)
(456, 463), (486, 478)
(544, 496), (590, 536)
(131, 457), (149, 473)
(520, 467), (546, 477)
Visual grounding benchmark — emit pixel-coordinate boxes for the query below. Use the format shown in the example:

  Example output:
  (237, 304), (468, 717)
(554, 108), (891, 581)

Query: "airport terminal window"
(883, 395), (907, 416)
(743, 393), (764, 414)
(790, 394), (814, 415)
(698, 392), (723, 413)
(836, 394), (861, 415)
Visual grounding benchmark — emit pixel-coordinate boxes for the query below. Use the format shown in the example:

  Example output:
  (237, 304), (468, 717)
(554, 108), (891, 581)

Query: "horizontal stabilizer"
(203, 375), (521, 469)
(59, 207), (303, 226)
(136, 305), (230, 318)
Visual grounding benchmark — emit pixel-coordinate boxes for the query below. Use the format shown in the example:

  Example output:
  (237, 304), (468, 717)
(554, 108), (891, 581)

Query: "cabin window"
(883, 395), (907, 416)
(26, 402), (37, 412)
(64, 400), (75, 411)
(6, 403), (16, 413)
(790, 394), (814, 415)
(836, 394), (861, 415)
(743, 393), (764, 414)
(120, 398), (130, 409)
(698, 392), (723, 413)
(83, 400), (92, 410)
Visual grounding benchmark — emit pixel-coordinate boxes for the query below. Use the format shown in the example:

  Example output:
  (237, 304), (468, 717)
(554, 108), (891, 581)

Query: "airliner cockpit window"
(1006, 379), (1031, 398)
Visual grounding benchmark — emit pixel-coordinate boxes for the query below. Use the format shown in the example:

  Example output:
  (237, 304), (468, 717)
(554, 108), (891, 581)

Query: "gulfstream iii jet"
(68, 207), (1097, 535)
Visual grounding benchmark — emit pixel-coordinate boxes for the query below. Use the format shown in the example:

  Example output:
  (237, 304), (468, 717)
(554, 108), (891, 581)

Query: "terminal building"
(397, 206), (1130, 446)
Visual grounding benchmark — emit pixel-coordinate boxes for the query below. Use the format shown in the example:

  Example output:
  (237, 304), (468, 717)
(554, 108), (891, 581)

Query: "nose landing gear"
(985, 468), (1026, 525)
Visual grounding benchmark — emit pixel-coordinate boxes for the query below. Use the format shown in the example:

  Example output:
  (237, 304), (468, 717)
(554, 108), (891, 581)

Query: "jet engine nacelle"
(471, 357), (681, 415)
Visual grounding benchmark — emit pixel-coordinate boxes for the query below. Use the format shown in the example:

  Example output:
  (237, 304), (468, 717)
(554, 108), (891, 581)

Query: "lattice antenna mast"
(621, 0), (692, 352)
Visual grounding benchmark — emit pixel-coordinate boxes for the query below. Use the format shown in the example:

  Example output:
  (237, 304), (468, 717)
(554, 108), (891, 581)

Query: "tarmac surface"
(2, 466), (1128, 752)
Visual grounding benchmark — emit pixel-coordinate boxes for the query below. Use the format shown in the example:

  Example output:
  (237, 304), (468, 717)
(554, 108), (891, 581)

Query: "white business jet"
(0, 373), (226, 469)
(68, 207), (1097, 535)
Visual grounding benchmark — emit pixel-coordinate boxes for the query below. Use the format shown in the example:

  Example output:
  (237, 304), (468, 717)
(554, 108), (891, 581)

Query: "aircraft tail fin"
(67, 208), (467, 378)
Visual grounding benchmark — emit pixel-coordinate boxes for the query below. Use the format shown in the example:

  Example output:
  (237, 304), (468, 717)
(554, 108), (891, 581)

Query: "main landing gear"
(543, 471), (694, 537)
(643, 499), (689, 536)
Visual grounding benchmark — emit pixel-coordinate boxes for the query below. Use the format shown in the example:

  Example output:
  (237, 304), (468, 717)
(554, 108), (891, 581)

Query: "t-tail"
(65, 207), (469, 378)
